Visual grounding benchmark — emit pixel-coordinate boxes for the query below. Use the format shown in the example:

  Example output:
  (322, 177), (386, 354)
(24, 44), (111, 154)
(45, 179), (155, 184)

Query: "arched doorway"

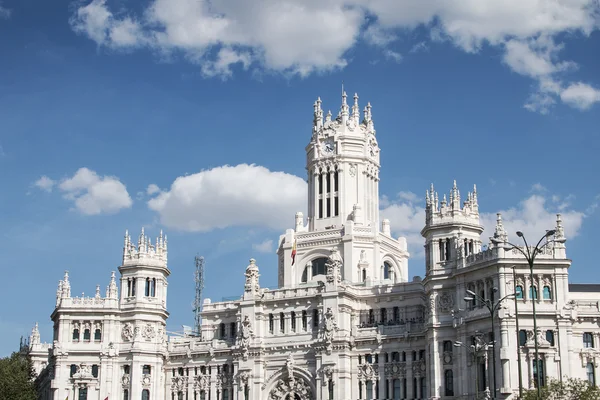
(268, 376), (313, 400)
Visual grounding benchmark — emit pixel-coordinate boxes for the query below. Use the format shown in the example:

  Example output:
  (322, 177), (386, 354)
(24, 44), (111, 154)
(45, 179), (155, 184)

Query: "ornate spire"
(106, 271), (118, 299)
(554, 213), (565, 241)
(30, 322), (40, 345)
(493, 213), (508, 243)
(244, 259), (260, 295)
(62, 271), (71, 298)
(56, 280), (63, 306)
(352, 93), (359, 123)
(340, 90), (349, 123)
(95, 285), (101, 299)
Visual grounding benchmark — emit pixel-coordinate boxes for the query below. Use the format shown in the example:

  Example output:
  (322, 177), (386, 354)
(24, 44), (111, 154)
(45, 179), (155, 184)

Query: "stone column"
(406, 352), (414, 399)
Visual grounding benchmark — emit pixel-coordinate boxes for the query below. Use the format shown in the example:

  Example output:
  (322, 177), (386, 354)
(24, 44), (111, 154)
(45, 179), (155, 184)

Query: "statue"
(326, 247), (343, 284)
(286, 354), (295, 383)
(238, 316), (253, 360)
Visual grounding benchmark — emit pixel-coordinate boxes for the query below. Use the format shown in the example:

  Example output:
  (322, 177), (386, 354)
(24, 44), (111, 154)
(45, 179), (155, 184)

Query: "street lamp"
(454, 334), (494, 400)
(491, 229), (558, 399)
(464, 288), (515, 399)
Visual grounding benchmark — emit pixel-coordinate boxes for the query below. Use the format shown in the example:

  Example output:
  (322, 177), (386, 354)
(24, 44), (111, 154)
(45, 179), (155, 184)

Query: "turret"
(422, 181), (483, 276)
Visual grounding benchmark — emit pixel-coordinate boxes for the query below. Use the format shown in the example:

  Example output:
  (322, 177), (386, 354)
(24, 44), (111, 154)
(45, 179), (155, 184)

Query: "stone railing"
(297, 228), (344, 242)
(356, 322), (425, 337)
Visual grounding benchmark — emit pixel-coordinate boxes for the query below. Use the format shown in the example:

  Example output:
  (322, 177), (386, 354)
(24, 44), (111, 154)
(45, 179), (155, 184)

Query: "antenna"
(193, 255), (205, 336)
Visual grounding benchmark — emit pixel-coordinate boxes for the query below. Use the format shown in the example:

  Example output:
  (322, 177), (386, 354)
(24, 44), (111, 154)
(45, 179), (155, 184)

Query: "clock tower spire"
(305, 90), (380, 231)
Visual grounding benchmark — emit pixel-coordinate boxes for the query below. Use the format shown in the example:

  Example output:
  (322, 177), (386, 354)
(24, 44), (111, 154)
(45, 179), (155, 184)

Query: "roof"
(568, 284), (600, 293)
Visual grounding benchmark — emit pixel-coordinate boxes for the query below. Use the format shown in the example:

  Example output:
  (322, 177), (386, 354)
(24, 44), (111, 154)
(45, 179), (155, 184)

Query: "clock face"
(322, 139), (335, 155)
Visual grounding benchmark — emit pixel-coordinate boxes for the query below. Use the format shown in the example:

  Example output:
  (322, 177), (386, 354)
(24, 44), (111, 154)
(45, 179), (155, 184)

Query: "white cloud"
(560, 82), (600, 110)
(147, 164), (306, 232)
(55, 168), (133, 215)
(33, 176), (56, 192)
(252, 239), (274, 254)
(0, 3), (10, 19)
(530, 183), (547, 192)
(69, 0), (600, 110)
(380, 185), (588, 260)
(146, 184), (161, 196)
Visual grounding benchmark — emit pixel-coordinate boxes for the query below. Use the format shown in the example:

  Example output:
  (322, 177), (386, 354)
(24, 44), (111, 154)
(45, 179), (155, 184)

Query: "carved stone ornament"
(358, 363), (378, 380)
(121, 374), (131, 389)
(171, 376), (188, 391)
(269, 376), (312, 400)
(142, 324), (155, 341)
(349, 164), (357, 177)
(384, 362), (406, 379)
(121, 323), (134, 341)
(194, 374), (210, 391)
(325, 248), (342, 284)
(411, 359), (426, 378)
(322, 307), (337, 354)
(321, 366), (334, 386)
(237, 316), (253, 360)
(438, 292), (454, 313)
(141, 374), (151, 387)
(443, 351), (453, 365)
(237, 372), (250, 390)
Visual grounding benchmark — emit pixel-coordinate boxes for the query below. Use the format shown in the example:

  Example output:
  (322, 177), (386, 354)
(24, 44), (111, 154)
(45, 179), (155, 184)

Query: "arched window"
(311, 258), (327, 276)
(587, 362), (596, 386)
(543, 286), (552, 300)
(444, 369), (454, 396)
(73, 328), (80, 341)
(515, 285), (523, 299)
(143, 365), (151, 375)
(151, 278), (156, 297)
(546, 330), (555, 346)
(443, 341), (453, 353)
(141, 390), (149, 400)
(529, 286), (538, 300)
(301, 267), (308, 283)
(94, 328), (101, 341)
(83, 329), (91, 341)
(145, 278), (151, 296)
(383, 261), (392, 280)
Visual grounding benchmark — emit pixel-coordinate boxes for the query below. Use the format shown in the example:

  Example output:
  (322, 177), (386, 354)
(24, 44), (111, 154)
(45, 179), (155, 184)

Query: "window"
(291, 311), (296, 331)
(444, 370), (454, 396)
(443, 341), (453, 352)
(178, 367), (184, 376)
(587, 362), (596, 386)
(380, 308), (387, 324)
(402, 352), (406, 362)
(269, 314), (274, 333)
(177, 392), (184, 400)
(123, 389), (129, 400)
(393, 379), (401, 399)
(533, 358), (545, 387)
(543, 286), (552, 300)
(362, 269), (367, 282)
(70, 364), (77, 377)
(200, 391), (207, 400)
(516, 285), (523, 299)
(584, 332), (594, 348)
(368, 309), (374, 324)
(92, 365), (99, 378)
(131, 278), (136, 296)
(73, 328), (80, 341)
(328, 379), (334, 399)
(143, 365), (151, 375)
(383, 262), (392, 280)
(145, 278), (151, 296)
(94, 329), (101, 341)
(280, 312), (285, 332)
(230, 322), (236, 338)
(83, 329), (91, 341)
(365, 354), (373, 363)
(311, 258), (327, 276)
(391, 352), (399, 362)
(365, 380), (373, 400)
(313, 309), (319, 328)
(301, 267), (308, 283)
(393, 306), (399, 322)
(546, 330), (555, 346)
(302, 311), (307, 330)
(529, 286), (538, 300)
(78, 387), (87, 400)
(519, 330), (527, 346)
(141, 390), (150, 400)
(123, 365), (130, 374)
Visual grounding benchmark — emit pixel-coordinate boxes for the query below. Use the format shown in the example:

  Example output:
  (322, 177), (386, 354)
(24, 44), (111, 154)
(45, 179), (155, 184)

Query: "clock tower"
(306, 91), (380, 231)
(277, 90), (409, 289)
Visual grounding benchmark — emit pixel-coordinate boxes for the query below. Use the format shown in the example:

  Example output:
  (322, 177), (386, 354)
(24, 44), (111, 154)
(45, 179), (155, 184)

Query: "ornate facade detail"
(269, 376), (312, 400)
(237, 315), (253, 361)
(237, 371), (250, 390)
(121, 374), (130, 389)
(443, 351), (453, 365)
(194, 374), (210, 391)
(244, 259), (260, 294)
(411, 359), (426, 378)
(121, 323), (134, 341)
(142, 324), (155, 341)
(171, 376), (188, 392)
(141, 373), (151, 387)
(322, 307), (337, 355)
(325, 247), (342, 284)
(321, 365), (334, 385)
(384, 362), (406, 379)
(525, 329), (551, 347)
(437, 291), (454, 313)
(358, 363), (379, 381)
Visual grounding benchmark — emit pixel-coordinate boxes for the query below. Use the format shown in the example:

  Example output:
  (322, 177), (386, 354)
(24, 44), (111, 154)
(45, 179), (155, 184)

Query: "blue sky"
(1, 0), (599, 357)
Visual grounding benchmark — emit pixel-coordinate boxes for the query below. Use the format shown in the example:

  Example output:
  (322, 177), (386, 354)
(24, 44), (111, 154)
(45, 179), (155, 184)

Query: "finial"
(64, 270), (69, 282)
(95, 285), (101, 298)
(453, 180), (457, 189)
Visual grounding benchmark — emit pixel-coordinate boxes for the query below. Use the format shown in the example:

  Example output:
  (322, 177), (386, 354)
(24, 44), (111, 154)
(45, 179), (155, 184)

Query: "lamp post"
(464, 289), (515, 399)
(513, 267), (524, 398)
(491, 229), (557, 399)
(454, 333), (494, 400)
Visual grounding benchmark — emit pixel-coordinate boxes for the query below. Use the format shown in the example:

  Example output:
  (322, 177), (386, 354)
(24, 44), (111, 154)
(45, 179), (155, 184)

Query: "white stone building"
(29, 91), (600, 400)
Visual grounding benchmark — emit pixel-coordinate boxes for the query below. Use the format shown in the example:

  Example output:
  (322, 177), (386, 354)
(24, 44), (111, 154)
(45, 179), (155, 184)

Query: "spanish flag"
(291, 239), (297, 265)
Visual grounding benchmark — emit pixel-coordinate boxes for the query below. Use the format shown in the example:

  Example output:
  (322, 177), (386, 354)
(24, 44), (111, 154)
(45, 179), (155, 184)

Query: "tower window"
(143, 365), (151, 375)
(543, 286), (552, 300)
(291, 311), (296, 331)
(311, 258), (327, 276)
(334, 196), (339, 217)
(94, 328), (101, 341)
(145, 278), (150, 296)
(326, 197), (331, 217)
(584, 332), (594, 348)
(318, 199), (323, 219)
(131, 278), (136, 296)
(83, 328), (91, 341)
(127, 279), (132, 297)
(318, 173), (323, 195)
(530, 286), (538, 300)
(302, 310), (307, 330)
(72, 328), (80, 341)
(334, 169), (339, 192)
(326, 172), (331, 193)
(280, 312), (285, 332)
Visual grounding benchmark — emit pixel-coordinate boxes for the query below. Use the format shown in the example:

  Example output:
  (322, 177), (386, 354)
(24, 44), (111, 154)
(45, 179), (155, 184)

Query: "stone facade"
(29, 91), (600, 400)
